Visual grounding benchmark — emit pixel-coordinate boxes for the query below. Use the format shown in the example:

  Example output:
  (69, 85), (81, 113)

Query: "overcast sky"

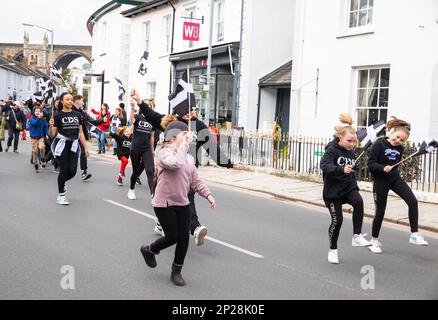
(0, 0), (109, 45)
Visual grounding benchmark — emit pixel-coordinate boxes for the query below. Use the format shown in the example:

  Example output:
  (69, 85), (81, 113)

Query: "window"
(215, 0), (225, 42)
(142, 21), (151, 52)
(147, 82), (156, 99)
(185, 6), (197, 48)
(349, 0), (373, 28)
(355, 67), (390, 130)
(162, 15), (171, 53)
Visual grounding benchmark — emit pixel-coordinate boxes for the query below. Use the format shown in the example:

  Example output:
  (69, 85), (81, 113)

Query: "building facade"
(88, 0), (295, 129)
(291, 0), (438, 141)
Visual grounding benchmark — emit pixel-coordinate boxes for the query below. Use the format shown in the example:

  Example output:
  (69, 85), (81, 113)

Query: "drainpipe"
(256, 85), (262, 130)
(234, 0), (244, 126)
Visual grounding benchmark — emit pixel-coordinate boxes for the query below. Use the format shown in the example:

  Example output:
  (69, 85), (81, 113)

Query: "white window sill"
(337, 29), (374, 39)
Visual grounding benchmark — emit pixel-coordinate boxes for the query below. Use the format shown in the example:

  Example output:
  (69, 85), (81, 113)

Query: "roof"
(87, 0), (144, 35)
(121, 0), (170, 18)
(0, 55), (49, 78)
(259, 60), (292, 88)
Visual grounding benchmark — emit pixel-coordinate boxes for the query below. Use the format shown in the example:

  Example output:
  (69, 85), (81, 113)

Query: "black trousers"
(150, 205), (191, 266)
(7, 127), (20, 151)
(326, 189), (364, 250)
(188, 190), (201, 235)
(372, 177), (418, 238)
(79, 141), (87, 172)
(57, 141), (79, 193)
(130, 149), (154, 192)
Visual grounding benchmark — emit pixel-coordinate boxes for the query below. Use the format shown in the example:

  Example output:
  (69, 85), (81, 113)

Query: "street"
(1, 142), (438, 300)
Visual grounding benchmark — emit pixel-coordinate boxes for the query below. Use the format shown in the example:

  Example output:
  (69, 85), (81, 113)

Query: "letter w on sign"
(183, 22), (200, 41)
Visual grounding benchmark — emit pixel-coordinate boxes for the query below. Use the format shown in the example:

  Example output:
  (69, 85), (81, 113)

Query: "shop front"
(170, 42), (239, 127)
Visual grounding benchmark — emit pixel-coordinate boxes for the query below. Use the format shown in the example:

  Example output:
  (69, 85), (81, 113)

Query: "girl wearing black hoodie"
(320, 114), (371, 264)
(110, 125), (132, 186)
(367, 118), (428, 254)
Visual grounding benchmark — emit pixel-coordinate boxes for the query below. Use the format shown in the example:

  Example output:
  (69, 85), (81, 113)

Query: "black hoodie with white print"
(320, 139), (359, 204)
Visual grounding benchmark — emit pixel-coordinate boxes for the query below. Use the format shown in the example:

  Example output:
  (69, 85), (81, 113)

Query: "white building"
(291, 0), (438, 141)
(122, 0), (242, 120)
(0, 56), (43, 103)
(88, 0), (296, 129)
(87, 0), (142, 112)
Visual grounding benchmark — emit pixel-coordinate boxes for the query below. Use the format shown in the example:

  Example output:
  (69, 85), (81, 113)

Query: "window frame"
(348, 0), (374, 29)
(353, 65), (390, 130)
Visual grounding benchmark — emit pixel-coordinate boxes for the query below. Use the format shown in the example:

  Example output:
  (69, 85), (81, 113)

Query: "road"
(1, 141), (438, 300)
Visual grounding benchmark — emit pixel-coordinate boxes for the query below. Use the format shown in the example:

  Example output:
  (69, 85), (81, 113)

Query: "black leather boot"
(171, 263), (186, 286)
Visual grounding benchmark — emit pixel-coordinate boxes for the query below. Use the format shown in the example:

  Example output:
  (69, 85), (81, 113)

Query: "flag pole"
(187, 65), (191, 132)
(390, 152), (418, 169)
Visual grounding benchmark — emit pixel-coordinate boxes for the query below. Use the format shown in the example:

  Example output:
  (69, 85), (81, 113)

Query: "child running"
(367, 117), (428, 254)
(320, 114), (371, 264)
(140, 120), (216, 286)
(49, 92), (90, 205)
(110, 125), (132, 186)
(28, 105), (48, 172)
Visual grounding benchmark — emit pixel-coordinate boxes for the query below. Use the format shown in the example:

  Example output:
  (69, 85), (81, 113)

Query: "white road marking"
(103, 199), (264, 259)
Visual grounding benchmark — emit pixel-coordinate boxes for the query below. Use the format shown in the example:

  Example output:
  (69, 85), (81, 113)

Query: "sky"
(0, 0), (109, 45)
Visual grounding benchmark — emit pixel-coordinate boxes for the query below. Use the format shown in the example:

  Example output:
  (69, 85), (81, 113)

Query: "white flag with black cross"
(114, 77), (126, 102)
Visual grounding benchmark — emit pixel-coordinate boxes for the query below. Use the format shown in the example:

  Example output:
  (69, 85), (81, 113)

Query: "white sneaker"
(56, 195), (69, 206)
(352, 233), (372, 247)
(154, 221), (165, 236)
(127, 189), (136, 200)
(194, 225), (208, 246)
(409, 233), (428, 246)
(328, 249), (339, 264)
(369, 239), (383, 254)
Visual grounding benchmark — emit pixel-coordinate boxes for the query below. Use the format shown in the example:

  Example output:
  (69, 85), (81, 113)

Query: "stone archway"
(53, 50), (91, 70)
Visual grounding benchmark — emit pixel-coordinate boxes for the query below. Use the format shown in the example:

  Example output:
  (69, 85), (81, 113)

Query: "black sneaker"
(34, 163), (39, 172)
(97, 150), (102, 154)
(140, 245), (157, 268)
(81, 171), (92, 181)
(136, 177), (142, 185)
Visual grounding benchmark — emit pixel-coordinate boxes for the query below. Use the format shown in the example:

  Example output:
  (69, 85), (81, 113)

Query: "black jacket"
(110, 132), (131, 159)
(74, 107), (103, 141)
(367, 137), (404, 180)
(320, 140), (358, 203)
(138, 101), (233, 168)
(6, 109), (26, 130)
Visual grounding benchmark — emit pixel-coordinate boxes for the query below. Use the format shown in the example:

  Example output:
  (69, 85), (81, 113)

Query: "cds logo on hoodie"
(337, 156), (356, 167)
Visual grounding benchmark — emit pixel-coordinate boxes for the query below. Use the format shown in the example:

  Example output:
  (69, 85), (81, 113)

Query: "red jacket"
(91, 108), (111, 132)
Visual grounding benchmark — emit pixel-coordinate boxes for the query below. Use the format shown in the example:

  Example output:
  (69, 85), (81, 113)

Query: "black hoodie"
(320, 139), (358, 203)
(137, 101), (233, 168)
(367, 137), (404, 180)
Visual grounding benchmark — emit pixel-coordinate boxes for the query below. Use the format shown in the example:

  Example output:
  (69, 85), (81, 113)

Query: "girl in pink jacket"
(140, 120), (216, 286)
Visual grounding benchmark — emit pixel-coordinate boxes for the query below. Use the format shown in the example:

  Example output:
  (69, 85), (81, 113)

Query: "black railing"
(216, 130), (438, 194)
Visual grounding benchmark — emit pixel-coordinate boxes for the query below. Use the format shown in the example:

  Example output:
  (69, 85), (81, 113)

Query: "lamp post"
(22, 23), (54, 54)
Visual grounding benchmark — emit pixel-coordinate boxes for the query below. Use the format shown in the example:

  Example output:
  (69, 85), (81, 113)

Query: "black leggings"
(327, 189), (364, 250)
(130, 149), (154, 192)
(150, 206), (191, 266)
(57, 141), (79, 194)
(372, 177), (418, 238)
(188, 190), (201, 235)
(7, 128), (20, 151)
